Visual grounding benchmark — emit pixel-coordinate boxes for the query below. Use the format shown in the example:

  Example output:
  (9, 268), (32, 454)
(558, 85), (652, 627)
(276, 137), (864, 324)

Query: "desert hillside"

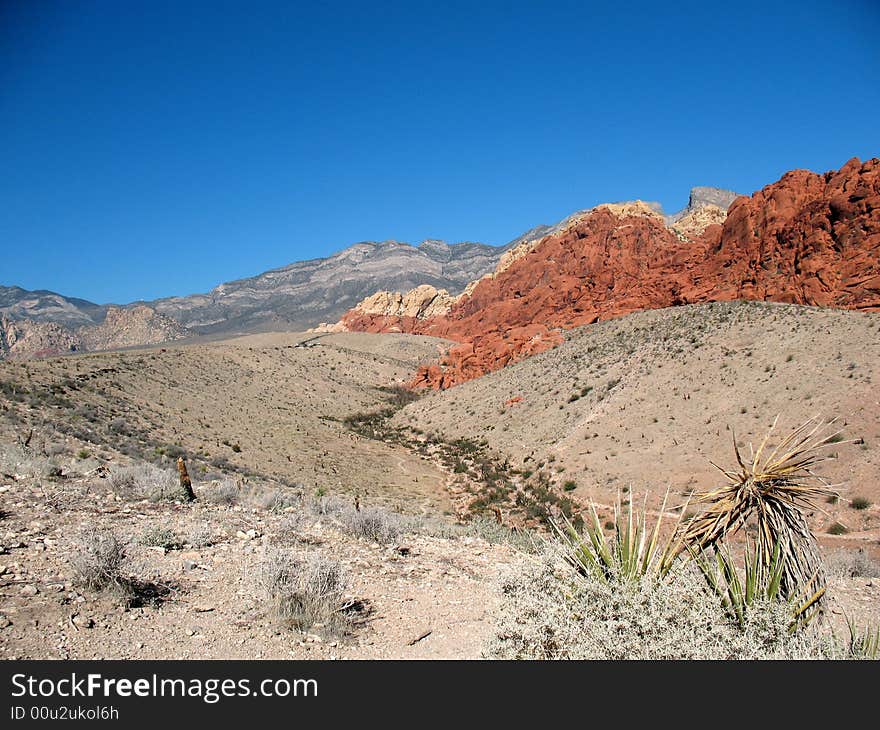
(393, 301), (880, 548)
(0, 331), (456, 513)
(1, 316), (878, 660)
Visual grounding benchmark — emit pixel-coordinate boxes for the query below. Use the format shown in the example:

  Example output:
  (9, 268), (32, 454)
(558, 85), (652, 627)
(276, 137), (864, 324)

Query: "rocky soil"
(0, 469), (520, 659)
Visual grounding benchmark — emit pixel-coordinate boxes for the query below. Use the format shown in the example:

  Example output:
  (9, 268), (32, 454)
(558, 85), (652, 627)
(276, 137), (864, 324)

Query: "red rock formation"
(342, 157), (880, 388)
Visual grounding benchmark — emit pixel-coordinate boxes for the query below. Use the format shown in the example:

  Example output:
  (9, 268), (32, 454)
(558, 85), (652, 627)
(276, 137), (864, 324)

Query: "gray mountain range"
(1, 186), (739, 354)
(142, 239), (513, 334)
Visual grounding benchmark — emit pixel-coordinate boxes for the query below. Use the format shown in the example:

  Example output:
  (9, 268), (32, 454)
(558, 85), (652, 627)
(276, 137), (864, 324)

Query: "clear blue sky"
(2, 0), (878, 304)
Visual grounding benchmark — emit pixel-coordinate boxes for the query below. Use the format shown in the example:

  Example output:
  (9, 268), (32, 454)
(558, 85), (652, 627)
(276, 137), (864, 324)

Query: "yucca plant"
(690, 539), (825, 630)
(844, 617), (880, 659)
(552, 491), (684, 584)
(666, 416), (840, 602)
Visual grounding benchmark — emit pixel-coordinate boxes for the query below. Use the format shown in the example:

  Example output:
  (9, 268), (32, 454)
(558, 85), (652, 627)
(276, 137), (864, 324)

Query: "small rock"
(194, 605), (215, 613)
(0, 615), (11, 628)
(182, 560), (197, 572)
(20, 584), (39, 597)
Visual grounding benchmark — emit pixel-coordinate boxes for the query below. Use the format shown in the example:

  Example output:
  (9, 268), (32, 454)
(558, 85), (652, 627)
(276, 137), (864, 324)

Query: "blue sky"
(1, 0), (878, 304)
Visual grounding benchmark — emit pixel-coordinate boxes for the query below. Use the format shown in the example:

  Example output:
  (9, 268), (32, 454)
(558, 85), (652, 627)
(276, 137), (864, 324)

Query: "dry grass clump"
(256, 548), (352, 636)
(825, 548), (880, 579)
(339, 506), (403, 544)
(274, 512), (308, 543)
(201, 478), (302, 512)
(307, 493), (351, 517)
(185, 523), (220, 549)
(307, 494), (404, 543)
(69, 528), (129, 593)
(459, 516), (536, 552)
(248, 486), (301, 512)
(138, 526), (182, 551)
(0, 442), (63, 480)
(108, 463), (182, 501)
(201, 477), (239, 504)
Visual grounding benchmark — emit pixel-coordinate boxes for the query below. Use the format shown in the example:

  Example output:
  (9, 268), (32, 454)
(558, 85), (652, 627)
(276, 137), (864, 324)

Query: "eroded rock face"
(343, 157), (880, 388)
(0, 315), (82, 360)
(355, 285), (457, 320)
(666, 186), (740, 224)
(0, 306), (186, 360)
(669, 204), (727, 241)
(78, 306), (187, 352)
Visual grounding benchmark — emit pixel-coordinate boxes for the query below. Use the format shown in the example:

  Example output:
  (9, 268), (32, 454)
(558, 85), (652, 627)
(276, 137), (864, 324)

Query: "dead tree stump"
(177, 456), (196, 502)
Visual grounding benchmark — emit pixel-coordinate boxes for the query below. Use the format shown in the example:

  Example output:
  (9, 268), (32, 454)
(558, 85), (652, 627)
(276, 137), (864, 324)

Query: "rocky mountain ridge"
(145, 239), (511, 334)
(0, 306), (186, 360)
(2, 185), (739, 359)
(337, 158), (880, 388)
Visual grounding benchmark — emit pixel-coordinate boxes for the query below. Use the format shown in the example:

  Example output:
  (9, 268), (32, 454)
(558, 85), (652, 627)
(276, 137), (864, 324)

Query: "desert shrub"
(338, 505), (403, 543)
(109, 418), (129, 435)
(138, 526), (182, 551)
(69, 528), (129, 593)
(488, 418), (880, 659)
(825, 548), (880, 579)
(275, 512), (308, 542)
(202, 478), (240, 505)
(108, 463), (182, 501)
(307, 494), (351, 518)
(186, 524), (219, 549)
(460, 516), (537, 552)
(256, 549), (351, 636)
(486, 547), (832, 660)
(247, 486), (301, 512)
(850, 497), (871, 510)
(0, 443), (62, 480)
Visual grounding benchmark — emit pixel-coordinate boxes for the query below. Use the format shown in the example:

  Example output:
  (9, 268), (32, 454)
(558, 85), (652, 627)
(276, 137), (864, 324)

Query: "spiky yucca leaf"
(845, 618), (880, 660)
(553, 492), (683, 583)
(668, 416), (840, 601)
(691, 539), (825, 630)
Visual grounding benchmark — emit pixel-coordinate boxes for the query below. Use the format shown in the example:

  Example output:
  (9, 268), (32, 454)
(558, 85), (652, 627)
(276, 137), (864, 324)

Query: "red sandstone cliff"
(340, 157), (880, 388)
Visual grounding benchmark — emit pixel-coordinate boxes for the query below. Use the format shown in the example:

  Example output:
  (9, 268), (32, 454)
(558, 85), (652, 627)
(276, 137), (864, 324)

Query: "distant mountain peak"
(667, 186), (741, 224)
